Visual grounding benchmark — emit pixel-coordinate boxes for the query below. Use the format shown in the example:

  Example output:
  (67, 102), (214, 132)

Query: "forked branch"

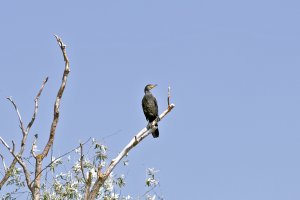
(32, 35), (70, 200)
(40, 35), (70, 159)
(0, 77), (47, 189)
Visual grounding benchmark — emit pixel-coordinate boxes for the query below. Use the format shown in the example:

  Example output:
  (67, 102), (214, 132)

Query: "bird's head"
(144, 84), (157, 93)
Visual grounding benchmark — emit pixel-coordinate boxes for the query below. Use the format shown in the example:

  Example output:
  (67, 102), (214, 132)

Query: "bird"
(142, 84), (159, 138)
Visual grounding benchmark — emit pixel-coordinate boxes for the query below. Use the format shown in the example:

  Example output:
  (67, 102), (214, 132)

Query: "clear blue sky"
(1, 1), (300, 199)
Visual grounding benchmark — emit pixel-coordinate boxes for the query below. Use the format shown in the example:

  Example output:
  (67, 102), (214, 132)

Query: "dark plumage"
(142, 84), (159, 138)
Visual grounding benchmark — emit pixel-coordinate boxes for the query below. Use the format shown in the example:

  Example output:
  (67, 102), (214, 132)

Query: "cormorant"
(142, 84), (159, 138)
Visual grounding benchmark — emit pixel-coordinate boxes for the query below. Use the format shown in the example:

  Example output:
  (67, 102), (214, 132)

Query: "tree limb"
(32, 35), (70, 200)
(40, 35), (70, 159)
(106, 104), (175, 176)
(87, 103), (175, 200)
(84, 171), (92, 200)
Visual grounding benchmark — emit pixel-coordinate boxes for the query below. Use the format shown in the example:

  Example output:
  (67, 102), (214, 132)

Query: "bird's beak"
(150, 84), (157, 89)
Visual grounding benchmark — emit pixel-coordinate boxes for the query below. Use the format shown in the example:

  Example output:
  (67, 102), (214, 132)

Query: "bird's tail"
(152, 126), (159, 138)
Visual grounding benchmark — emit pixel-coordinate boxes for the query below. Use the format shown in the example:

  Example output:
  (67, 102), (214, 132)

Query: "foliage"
(0, 138), (162, 200)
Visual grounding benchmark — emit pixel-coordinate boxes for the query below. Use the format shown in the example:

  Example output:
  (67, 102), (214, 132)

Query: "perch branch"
(106, 104), (174, 175)
(87, 103), (175, 200)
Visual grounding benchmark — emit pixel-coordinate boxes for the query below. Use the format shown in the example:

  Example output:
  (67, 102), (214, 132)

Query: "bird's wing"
(142, 96), (149, 120)
(153, 96), (159, 116)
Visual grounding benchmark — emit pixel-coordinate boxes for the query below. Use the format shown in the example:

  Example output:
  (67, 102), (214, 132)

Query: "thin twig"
(6, 97), (26, 136)
(26, 77), (48, 133)
(12, 141), (16, 154)
(0, 153), (6, 171)
(80, 143), (88, 183)
(141, 184), (159, 198)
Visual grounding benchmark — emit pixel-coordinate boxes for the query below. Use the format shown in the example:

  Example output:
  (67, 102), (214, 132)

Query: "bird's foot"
(147, 123), (157, 132)
(146, 123), (151, 129)
(156, 116), (161, 122)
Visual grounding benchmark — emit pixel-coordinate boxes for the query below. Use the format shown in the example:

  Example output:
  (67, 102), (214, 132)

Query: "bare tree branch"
(87, 103), (175, 200)
(141, 183), (159, 198)
(0, 137), (33, 192)
(0, 153), (6, 172)
(106, 104), (175, 176)
(40, 35), (70, 159)
(26, 77), (48, 134)
(6, 97), (26, 136)
(32, 35), (70, 200)
(0, 77), (47, 189)
(31, 134), (38, 158)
